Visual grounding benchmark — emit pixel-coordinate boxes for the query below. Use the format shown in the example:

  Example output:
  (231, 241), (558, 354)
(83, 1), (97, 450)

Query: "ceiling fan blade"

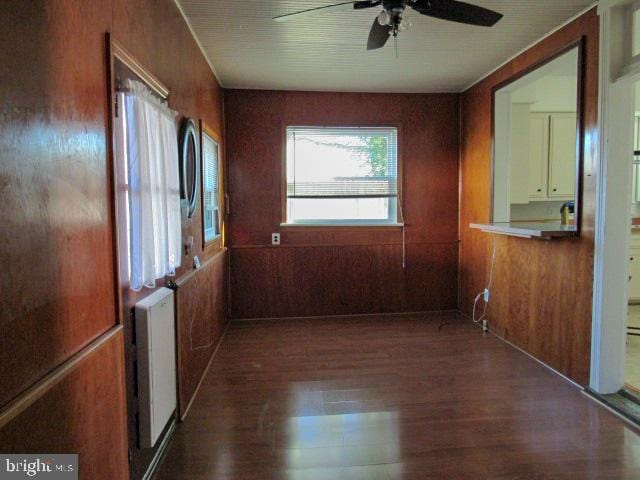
(354, 0), (382, 9)
(367, 17), (392, 50)
(411, 0), (503, 27)
(273, 1), (355, 22)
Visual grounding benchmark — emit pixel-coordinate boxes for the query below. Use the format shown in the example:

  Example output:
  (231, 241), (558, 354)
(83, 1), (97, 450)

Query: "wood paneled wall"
(0, 1), (227, 479)
(0, 0), (116, 414)
(0, 330), (129, 479)
(110, 0), (227, 477)
(459, 9), (599, 385)
(224, 90), (460, 319)
(175, 251), (227, 419)
(0, 3), (129, 479)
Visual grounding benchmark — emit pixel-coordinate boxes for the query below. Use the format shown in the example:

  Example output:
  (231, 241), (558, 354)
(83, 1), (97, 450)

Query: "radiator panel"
(135, 287), (177, 448)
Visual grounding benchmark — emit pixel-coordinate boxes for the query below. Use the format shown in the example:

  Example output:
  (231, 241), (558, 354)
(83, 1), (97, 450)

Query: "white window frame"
(201, 124), (223, 247)
(282, 126), (402, 227)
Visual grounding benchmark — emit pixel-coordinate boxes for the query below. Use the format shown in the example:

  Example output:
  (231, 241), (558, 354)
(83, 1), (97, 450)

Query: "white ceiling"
(176, 0), (596, 93)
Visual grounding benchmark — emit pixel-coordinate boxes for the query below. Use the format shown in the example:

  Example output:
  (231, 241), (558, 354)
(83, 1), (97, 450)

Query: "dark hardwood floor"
(154, 313), (640, 479)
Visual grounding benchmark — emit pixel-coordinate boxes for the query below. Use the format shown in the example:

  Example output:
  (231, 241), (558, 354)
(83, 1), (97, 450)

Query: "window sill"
(203, 234), (222, 245)
(280, 223), (404, 229)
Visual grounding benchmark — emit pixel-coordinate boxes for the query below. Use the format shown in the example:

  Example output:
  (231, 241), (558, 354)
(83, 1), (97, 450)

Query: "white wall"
(511, 75), (578, 112)
(511, 200), (565, 221)
(493, 92), (512, 222)
(509, 103), (532, 204)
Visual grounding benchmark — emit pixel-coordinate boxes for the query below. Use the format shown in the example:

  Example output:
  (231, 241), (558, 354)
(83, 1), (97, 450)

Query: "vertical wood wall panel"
(230, 244), (458, 319)
(458, 9), (599, 385)
(176, 252), (227, 418)
(1, 0), (227, 479)
(224, 91), (461, 318)
(0, 331), (129, 480)
(111, 0), (227, 475)
(0, 0), (116, 410)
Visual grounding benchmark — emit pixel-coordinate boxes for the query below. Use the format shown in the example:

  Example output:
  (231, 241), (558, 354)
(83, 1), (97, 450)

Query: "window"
(202, 130), (221, 243)
(114, 79), (182, 291)
(285, 126), (399, 225)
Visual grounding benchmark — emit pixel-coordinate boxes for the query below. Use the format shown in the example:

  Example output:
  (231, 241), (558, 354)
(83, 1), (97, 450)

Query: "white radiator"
(135, 287), (177, 448)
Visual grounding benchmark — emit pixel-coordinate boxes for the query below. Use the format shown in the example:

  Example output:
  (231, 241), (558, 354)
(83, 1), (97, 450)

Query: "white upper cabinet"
(528, 113), (550, 201)
(548, 113), (577, 199)
(514, 112), (576, 203)
(632, 115), (640, 204)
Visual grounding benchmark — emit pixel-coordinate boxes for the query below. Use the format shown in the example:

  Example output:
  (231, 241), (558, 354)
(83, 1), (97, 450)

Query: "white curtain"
(115, 79), (181, 291)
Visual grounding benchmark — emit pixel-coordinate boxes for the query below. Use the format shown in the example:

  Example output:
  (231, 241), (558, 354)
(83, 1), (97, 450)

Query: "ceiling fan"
(273, 0), (503, 51)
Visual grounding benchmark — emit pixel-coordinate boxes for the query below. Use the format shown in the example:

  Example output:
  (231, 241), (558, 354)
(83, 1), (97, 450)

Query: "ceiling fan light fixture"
(274, 0), (503, 51)
(377, 10), (391, 26)
(399, 18), (411, 32)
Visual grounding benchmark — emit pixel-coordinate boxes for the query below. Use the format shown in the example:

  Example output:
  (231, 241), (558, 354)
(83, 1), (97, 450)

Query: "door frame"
(591, 0), (640, 393)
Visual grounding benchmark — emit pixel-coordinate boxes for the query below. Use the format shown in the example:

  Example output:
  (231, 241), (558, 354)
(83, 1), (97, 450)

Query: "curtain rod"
(115, 85), (168, 102)
(110, 36), (170, 100)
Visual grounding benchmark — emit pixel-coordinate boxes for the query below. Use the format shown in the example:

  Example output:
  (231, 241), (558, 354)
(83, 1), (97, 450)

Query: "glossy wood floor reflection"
(154, 313), (640, 480)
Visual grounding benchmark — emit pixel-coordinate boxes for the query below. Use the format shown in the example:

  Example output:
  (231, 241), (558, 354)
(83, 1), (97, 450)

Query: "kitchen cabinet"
(628, 118), (640, 302)
(515, 112), (577, 203)
(548, 113), (577, 199)
(527, 113), (549, 201)
(632, 114), (640, 204)
(629, 232), (640, 302)
(630, 251), (640, 302)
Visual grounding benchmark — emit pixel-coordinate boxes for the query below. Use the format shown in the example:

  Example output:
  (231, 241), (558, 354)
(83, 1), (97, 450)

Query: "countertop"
(470, 221), (576, 239)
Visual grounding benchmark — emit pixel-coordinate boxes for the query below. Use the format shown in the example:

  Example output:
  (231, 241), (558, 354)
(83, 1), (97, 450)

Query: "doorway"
(591, 0), (640, 398)
(626, 83), (640, 395)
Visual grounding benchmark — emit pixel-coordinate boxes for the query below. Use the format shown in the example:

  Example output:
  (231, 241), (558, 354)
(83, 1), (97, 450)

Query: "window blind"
(286, 127), (398, 199)
(202, 133), (219, 242)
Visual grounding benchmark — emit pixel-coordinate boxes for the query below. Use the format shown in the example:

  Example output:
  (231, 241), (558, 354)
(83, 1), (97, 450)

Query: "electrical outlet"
(272, 233), (281, 245)
(483, 288), (490, 302)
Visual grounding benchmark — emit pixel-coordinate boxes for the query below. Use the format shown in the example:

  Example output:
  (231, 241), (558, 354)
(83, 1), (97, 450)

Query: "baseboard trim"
(179, 319), (232, 421)
(231, 309), (460, 323)
(582, 388), (640, 432)
(142, 417), (176, 480)
(457, 311), (584, 390)
(493, 330), (584, 390)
